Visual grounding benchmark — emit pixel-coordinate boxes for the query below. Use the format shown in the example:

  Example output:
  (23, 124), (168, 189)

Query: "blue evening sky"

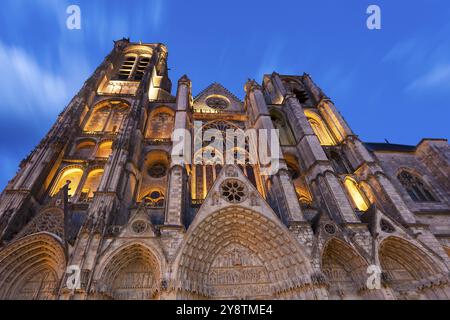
(0, 0), (449, 190)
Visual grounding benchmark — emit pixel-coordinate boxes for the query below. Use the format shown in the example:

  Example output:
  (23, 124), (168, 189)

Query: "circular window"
(148, 163), (167, 178)
(380, 219), (395, 233)
(221, 179), (247, 203)
(150, 191), (161, 199)
(131, 220), (148, 234)
(324, 224), (336, 235)
(143, 190), (165, 207)
(205, 96), (229, 110)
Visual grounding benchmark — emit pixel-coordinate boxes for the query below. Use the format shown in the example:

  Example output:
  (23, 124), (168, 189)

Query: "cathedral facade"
(0, 39), (449, 300)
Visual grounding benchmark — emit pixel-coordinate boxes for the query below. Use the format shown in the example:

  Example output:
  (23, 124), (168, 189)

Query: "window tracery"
(304, 110), (336, 146)
(397, 171), (437, 202)
(84, 101), (129, 133)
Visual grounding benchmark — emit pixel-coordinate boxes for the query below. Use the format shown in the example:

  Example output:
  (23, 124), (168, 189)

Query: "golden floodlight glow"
(51, 168), (83, 197)
(83, 169), (104, 198)
(344, 177), (369, 211)
(304, 110), (336, 146)
(96, 141), (113, 158)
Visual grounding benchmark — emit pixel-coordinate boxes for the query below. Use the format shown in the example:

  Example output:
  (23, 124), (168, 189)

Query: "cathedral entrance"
(321, 238), (372, 300)
(175, 207), (319, 300)
(207, 243), (272, 299)
(0, 233), (66, 300)
(10, 267), (59, 300)
(98, 244), (161, 300)
(379, 236), (446, 300)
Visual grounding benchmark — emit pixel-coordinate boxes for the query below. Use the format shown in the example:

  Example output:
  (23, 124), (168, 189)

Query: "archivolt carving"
(96, 243), (162, 300)
(321, 238), (376, 300)
(0, 233), (66, 300)
(378, 236), (448, 299)
(175, 207), (318, 300)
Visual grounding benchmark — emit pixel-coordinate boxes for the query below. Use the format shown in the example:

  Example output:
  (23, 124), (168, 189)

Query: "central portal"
(207, 243), (272, 299)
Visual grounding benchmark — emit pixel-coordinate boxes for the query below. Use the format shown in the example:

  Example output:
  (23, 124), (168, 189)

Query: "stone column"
(164, 75), (191, 227)
(282, 92), (359, 224)
(244, 79), (305, 224)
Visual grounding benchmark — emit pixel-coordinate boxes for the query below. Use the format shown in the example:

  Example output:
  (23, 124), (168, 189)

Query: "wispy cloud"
(0, 42), (68, 116)
(382, 38), (427, 66)
(152, 0), (163, 30)
(382, 22), (450, 95)
(255, 40), (284, 80)
(406, 63), (450, 92)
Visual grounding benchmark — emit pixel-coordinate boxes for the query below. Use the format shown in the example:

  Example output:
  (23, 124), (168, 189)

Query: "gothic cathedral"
(0, 39), (449, 300)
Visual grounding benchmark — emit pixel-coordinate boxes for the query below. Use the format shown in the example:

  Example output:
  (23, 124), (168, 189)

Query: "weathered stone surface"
(0, 41), (449, 300)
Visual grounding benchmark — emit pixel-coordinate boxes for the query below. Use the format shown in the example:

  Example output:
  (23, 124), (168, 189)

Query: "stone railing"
(192, 108), (243, 115)
(98, 80), (140, 96)
(145, 138), (172, 145)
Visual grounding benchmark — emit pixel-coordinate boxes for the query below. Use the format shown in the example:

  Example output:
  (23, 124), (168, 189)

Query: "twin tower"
(0, 39), (449, 300)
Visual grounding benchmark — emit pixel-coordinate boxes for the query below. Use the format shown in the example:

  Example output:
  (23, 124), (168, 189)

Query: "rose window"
(148, 163), (167, 178)
(131, 220), (148, 234)
(324, 224), (336, 235)
(221, 179), (247, 203)
(380, 219), (395, 233)
(205, 96), (229, 109)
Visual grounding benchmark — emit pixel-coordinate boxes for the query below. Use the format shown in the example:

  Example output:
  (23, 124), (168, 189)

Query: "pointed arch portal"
(0, 233), (66, 300)
(175, 207), (320, 300)
(321, 238), (378, 300)
(379, 236), (448, 299)
(97, 244), (162, 300)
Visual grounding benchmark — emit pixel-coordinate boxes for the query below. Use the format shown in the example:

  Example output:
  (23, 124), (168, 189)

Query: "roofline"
(193, 82), (243, 103)
(364, 138), (449, 153)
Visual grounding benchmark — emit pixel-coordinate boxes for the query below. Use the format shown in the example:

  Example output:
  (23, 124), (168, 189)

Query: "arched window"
(51, 167), (83, 197)
(116, 55), (136, 80)
(114, 54), (151, 81)
(269, 109), (296, 145)
(293, 88), (310, 104)
(145, 107), (175, 139)
(80, 169), (104, 201)
(84, 101), (129, 133)
(397, 171), (437, 202)
(142, 190), (165, 208)
(285, 154), (313, 206)
(282, 78), (310, 104)
(96, 141), (113, 158)
(138, 151), (169, 203)
(344, 177), (369, 211)
(133, 56), (151, 81)
(304, 110), (336, 146)
(73, 140), (95, 158)
(329, 150), (350, 174)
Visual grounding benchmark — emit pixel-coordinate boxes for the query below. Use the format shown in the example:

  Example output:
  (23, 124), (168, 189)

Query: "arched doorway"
(379, 236), (448, 299)
(175, 207), (320, 300)
(0, 233), (66, 300)
(321, 238), (378, 299)
(97, 244), (162, 300)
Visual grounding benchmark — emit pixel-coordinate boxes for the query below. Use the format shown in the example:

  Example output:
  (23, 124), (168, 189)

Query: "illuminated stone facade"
(0, 39), (449, 300)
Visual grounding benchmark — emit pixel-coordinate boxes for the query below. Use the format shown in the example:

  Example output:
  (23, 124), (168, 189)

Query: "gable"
(193, 83), (243, 113)
(190, 164), (280, 229)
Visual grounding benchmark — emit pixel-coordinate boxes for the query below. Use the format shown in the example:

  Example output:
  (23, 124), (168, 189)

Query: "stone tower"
(0, 39), (449, 300)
